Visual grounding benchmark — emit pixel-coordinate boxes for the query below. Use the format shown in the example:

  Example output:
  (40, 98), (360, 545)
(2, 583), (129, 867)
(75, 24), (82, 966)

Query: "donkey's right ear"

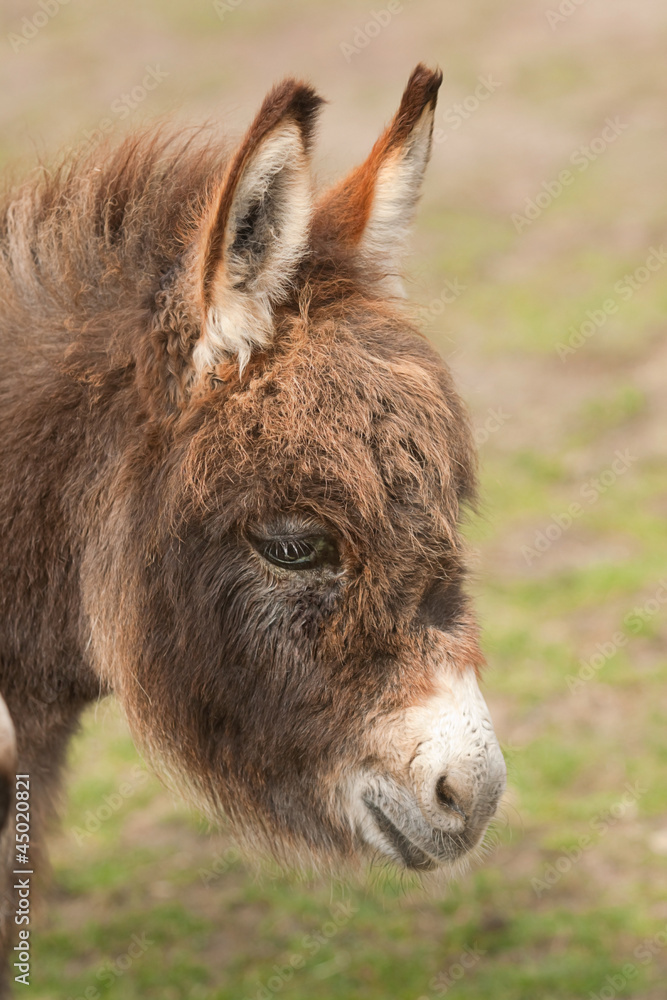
(191, 80), (323, 376)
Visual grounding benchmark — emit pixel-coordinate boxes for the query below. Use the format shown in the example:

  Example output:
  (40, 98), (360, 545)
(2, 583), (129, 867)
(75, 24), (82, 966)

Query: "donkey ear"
(192, 80), (323, 375)
(313, 64), (442, 296)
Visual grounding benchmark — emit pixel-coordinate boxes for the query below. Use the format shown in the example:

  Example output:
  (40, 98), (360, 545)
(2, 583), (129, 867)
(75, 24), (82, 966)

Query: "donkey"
(0, 64), (505, 983)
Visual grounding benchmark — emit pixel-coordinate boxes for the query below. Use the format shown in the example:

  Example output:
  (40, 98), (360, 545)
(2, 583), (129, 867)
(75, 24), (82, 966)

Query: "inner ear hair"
(221, 129), (307, 295)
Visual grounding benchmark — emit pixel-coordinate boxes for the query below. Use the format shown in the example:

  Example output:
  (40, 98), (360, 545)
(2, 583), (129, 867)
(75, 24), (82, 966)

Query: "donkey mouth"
(361, 794), (477, 871)
(363, 798), (438, 871)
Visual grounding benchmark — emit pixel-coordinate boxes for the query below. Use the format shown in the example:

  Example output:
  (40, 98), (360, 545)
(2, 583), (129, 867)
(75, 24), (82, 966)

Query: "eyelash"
(252, 534), (341, 572)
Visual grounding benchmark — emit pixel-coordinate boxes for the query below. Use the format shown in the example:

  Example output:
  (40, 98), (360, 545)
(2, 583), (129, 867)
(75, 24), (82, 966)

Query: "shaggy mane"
(0, 127), (230, 325)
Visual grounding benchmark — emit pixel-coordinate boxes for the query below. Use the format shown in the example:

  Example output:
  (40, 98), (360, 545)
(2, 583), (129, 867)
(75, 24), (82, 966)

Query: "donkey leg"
(0, 700), (85, 996)
(0, 697), (16, 837)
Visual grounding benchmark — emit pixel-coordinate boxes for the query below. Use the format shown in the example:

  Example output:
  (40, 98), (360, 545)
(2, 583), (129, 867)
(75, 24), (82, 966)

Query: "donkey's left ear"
(312, 64), (442, 296)
(192, 79), (323, 375)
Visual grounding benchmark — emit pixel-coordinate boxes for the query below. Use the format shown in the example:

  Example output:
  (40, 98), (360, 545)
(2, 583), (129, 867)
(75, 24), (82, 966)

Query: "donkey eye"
(254, 535), (340, 571)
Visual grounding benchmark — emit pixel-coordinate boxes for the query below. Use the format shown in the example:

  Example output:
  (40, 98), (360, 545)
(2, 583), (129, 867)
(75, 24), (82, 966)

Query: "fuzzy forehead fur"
(181, 303), (476, 552)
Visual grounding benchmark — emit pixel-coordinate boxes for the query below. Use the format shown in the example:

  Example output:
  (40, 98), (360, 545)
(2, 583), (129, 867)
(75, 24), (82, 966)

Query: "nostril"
(435, 775), (467, 822)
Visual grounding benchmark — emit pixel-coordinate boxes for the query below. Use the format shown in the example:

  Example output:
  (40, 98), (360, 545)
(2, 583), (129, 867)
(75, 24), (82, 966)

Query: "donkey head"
(89, 65), (505, 873)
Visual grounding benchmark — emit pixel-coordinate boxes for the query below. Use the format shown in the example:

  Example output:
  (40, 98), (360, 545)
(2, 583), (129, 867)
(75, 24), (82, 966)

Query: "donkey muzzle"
(354, 667), (506, 869)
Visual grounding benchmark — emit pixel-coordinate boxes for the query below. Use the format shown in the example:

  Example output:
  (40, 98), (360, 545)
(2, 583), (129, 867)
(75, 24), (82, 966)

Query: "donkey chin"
(350, 667), (506, 872)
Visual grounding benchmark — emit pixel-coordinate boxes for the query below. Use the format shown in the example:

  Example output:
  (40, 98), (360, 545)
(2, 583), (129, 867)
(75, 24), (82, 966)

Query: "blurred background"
(1, 0), (666, 997)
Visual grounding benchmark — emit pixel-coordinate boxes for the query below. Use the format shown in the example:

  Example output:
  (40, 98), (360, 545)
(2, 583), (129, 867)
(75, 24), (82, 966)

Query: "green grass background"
(1, 0), (666, 996)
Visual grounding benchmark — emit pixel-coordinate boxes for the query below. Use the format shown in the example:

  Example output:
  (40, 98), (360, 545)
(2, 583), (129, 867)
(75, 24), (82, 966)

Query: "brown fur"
(0, 65), (488, 989)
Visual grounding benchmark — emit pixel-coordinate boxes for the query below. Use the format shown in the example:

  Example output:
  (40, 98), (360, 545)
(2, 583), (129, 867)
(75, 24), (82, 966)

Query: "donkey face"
(89, 66), (505, 873)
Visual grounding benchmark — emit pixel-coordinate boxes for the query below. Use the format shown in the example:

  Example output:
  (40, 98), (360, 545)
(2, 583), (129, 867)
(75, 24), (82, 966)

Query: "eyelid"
(247, 518), (329, 542)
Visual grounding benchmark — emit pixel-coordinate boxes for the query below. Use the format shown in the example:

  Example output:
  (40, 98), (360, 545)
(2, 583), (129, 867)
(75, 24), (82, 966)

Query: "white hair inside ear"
(359, 105), (436, 298)
(193, 122), (314, 376)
